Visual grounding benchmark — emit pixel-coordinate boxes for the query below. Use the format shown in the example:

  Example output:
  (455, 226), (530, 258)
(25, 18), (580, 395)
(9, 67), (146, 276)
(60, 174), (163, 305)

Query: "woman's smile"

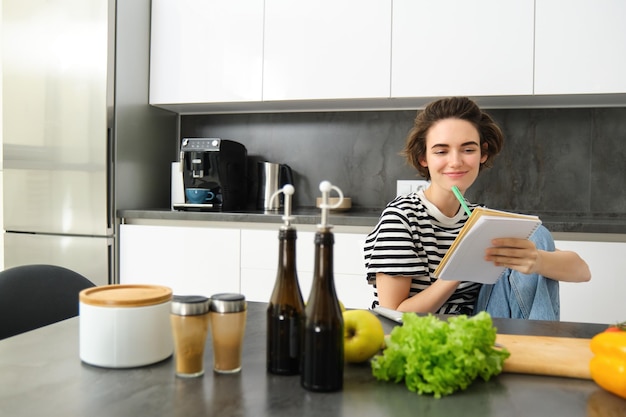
(444, 171), (468, 179)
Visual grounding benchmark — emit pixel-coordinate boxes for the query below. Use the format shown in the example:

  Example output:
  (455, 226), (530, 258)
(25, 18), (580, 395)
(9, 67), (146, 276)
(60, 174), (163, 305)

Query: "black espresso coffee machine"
(174, 138), (248, 211)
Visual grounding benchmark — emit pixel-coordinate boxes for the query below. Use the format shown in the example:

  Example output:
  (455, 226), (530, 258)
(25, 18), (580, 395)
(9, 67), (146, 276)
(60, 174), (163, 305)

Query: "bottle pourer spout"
(317, 181), (344, 229)
(270, 184), (296, 228)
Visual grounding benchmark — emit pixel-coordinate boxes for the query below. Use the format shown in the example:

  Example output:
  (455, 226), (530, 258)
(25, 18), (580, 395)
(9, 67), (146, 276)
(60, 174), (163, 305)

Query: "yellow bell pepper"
(589, 329), (626, 399)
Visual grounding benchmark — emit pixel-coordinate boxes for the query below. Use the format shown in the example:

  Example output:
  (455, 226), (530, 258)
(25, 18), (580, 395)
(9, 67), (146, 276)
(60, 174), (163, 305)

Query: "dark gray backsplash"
(181, 107), (626, 215)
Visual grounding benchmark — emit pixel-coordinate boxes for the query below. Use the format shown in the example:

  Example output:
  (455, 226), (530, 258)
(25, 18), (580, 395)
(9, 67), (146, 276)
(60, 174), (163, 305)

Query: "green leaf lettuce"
(371, 311), (510, 398)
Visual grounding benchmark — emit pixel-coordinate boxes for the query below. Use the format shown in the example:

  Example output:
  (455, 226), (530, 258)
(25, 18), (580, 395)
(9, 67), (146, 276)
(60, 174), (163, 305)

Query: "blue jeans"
(474, 225), (560, 320)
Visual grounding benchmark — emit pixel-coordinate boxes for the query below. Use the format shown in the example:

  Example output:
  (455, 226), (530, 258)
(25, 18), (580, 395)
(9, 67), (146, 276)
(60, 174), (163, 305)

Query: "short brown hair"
(402, 97), (504, 180)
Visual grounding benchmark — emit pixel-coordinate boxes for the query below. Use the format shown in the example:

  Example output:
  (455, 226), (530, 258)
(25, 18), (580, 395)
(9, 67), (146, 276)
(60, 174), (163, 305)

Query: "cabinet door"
(240, 228), (372, 309)
(240, 229), (315, 303)
(149, 0), (264, 104)
(119, 224), (240, 297)
(263, 0), (392, 101)
(392, 0), (534, 97)
(333, 233), (373, 309)
(556, 240), (626, 324)
(535, 0), (626, 94)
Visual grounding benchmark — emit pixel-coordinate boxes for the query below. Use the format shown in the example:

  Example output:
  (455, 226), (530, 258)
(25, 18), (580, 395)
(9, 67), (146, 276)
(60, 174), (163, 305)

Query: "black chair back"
(0, 264), (96, 340)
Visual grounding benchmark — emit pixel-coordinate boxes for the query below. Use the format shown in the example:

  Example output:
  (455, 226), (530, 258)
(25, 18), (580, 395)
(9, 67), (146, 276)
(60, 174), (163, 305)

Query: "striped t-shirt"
(364, 188), (481, 315)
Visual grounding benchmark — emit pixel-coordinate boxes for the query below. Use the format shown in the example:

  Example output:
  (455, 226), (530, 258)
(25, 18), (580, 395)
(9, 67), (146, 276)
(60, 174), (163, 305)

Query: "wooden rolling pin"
(496, 334), (593, 379)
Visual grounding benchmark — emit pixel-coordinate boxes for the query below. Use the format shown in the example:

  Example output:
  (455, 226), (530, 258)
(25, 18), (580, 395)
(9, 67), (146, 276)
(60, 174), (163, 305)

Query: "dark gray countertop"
(118, 207), (626, 234)
(119, 207), (382, 228)
(0, 302), (617, 417)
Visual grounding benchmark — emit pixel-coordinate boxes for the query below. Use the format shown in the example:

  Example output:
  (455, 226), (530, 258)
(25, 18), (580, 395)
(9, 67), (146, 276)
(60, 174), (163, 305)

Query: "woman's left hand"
(484, 238), (541, 275)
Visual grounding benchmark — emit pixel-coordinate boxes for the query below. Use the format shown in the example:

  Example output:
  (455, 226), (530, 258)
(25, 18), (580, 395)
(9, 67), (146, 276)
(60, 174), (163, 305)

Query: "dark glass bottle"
(301, 228), (344, 392)
(267, 227), (305, 375)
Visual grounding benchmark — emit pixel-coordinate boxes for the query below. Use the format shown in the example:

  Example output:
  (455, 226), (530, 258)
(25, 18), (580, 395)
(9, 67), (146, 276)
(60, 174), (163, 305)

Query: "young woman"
(364, 97), (591, 320)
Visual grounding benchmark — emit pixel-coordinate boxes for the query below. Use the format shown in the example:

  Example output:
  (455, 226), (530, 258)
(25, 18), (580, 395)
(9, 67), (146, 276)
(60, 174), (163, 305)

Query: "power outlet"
(396, 180), (429, 196)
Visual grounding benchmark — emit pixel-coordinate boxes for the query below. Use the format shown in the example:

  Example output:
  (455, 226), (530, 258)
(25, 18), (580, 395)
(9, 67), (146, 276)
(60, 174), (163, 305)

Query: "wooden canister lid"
(79, 284), (173, 307)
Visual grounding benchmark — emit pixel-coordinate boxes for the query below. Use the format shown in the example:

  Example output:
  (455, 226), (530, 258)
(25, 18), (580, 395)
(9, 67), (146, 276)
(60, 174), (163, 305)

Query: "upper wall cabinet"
(149, 0), (264, 104)
(534, 0), (626, 95)
(149, 0), (626, 113)
(391, 0), (534, 97)
(263, 0), (392, 101)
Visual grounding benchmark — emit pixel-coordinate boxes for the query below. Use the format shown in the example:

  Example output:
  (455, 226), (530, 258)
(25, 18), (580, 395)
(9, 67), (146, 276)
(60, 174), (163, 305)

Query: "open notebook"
(433, 207), (542, 284)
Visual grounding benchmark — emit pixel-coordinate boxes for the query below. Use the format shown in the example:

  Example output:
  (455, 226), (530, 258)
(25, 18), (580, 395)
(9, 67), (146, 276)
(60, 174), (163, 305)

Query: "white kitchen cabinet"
(556, 240), (626, 325)
(240, 228), (373, 309)
(118, 221), (625, 324)
(147, 0), (626, 111)
(119, 224), (240, 297)
(391, 0), (534, 97)
(242, 229), (626, 322)
(262, 0), (392, 101)
(149, 0), (264, 104)
(240, 229), (314, 304)
(535, 0), (626, 95)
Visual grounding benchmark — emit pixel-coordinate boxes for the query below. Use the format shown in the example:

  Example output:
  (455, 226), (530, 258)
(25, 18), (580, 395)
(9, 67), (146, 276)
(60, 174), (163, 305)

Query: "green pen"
(451, 186), (472, 216)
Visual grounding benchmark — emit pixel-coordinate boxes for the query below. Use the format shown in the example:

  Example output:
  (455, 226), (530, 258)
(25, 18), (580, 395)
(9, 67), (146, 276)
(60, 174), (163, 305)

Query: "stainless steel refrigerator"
(2, 0), (177, 286)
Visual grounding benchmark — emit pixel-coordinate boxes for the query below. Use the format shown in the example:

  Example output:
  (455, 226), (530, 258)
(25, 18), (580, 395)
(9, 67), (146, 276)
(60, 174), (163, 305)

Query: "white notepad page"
(436, 215), (542, 284)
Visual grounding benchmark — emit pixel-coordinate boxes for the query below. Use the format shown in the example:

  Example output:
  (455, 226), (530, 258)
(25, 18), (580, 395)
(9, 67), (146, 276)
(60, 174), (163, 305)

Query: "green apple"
(343, 309), (385, 363)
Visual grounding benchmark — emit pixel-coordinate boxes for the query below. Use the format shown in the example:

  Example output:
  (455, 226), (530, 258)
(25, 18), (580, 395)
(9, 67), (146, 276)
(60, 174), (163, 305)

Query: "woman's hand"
(485, 238), (591, 282)
(484, 238), (540, 274)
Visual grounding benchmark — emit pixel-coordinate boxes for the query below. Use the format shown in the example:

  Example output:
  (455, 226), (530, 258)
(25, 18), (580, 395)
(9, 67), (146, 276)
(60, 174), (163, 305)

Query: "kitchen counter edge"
(118, 209), (626, 240)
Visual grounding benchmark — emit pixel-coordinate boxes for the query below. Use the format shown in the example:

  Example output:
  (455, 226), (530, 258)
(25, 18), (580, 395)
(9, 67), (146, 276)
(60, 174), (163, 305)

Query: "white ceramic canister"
(79, 284), (174, 368)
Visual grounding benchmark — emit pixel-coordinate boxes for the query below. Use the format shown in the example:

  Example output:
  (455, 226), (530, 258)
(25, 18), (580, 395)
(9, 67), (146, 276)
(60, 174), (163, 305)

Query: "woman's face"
(419, 118), (487, 193)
